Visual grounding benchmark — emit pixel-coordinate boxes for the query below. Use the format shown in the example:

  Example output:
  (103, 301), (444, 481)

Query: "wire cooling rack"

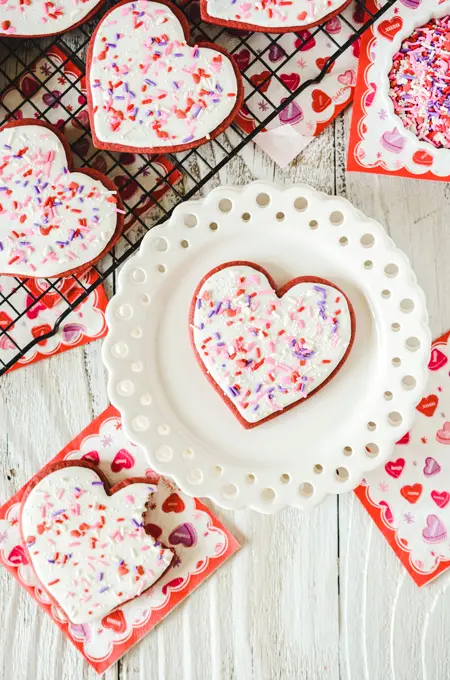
(0, 0), (397, 375)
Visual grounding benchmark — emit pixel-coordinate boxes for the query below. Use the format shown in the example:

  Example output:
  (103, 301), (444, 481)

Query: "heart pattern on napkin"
(190, 262), (354, 428)
(21, 462), (173, 624)
(0, 120), (122, 279)
(87, 0), (242, 154)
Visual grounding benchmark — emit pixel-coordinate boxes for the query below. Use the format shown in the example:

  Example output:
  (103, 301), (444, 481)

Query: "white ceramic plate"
(102, 182), (431, 513)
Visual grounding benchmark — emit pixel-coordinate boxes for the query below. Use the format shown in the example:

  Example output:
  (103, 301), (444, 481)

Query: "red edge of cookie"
(0, 0), (105, 39)
(189, 260), (356, 430)
(199, 0), (353, 33)
(85, 0), (245, 154)
(0, 118), (125, 280)
(19, 459), (174, 625)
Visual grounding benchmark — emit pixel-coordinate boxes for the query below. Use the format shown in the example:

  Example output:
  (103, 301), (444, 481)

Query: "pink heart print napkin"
(355, 331), (450, 586)
(0, 406), (240, 673)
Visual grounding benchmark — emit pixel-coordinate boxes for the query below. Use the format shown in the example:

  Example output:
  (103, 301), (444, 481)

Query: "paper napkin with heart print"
(0, 406), (240, 673)
(355, 331), (450, 586)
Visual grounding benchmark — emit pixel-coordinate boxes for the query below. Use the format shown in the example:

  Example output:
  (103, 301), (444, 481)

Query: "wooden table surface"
(1, 106), (450, 680)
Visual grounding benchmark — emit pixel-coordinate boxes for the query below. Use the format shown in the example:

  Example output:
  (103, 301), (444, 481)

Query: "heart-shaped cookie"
(86, 0), (243, 154)
(0, 0), (104, 38)
(0, 120), (123, 279)
(200, 0), (352, 33)
(189, 262), (355, 428)
(20, 461), (173, 624)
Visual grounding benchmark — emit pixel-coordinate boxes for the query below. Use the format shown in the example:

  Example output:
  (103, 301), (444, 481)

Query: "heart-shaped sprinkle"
(87, 1), (242, 154)
(111, 449), (135, 473)
(431, 490), (450, 509)
(162, 493), (186, 514)
(423, 514), (447, 543)
(423, 457), (441, 477)
(21, 462), (173, 624)
(436, 422), (450, 445)
(385, 458), (405, 479)
(0, 120), (122, 279)
(190, 262), (354, 428)
(168, 522), (197, 548)
(0, 0), (103, 37)
(202, 0), (350, 31)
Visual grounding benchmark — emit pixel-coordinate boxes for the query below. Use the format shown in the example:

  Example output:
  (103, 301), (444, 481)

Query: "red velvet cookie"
(86, 0), (244, 154)
(0, 119), (124, 279)
(0, 0), (105, 38)
(189, 261), (355, 429)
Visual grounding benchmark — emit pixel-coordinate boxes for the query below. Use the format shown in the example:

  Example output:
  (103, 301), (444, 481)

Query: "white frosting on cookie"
(191, 264), (353, 425)
(0, 124), (119, 278)
(88, 0), (239, 149)
(0, 0), (101, 37)
(21, 465), (173, 624)
(204, 0), (348, 29)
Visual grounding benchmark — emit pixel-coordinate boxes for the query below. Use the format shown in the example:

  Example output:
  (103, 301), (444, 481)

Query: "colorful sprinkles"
(191, 265), (353, 425)
(21, 465), (173, 624)
(389, 17), (450, 150)
(88, 1), (239, 149)
(204, 0), (348, 28)
(0, 124), (118, 277)
(0, 0), (102, 37)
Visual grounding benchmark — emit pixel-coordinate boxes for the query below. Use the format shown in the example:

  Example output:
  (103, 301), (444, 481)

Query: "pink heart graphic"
(62, 323), (86, 342)
(423, 457), (441, 477)
(25, 295), (46, 320)
(428, 347), (448, 371)
(431, 490), (450, 509)
(82, 450), (100, 465)
(385, 458), (405, 479)
(337, 69), (356, 87)
(7, 545), (28, 565)
(294, 31), (316, 51)
(366, 82), (377, 107)
(325, 16), (341, 34)
(436, 422), (450, 445)
(69, 622), (91, 643)
(111, 449), (135, 473)
(280, 72), (300, 91)
(169, 522), (197, 548)
(379, 500), (394, 525)
(423, 514), (447, 543)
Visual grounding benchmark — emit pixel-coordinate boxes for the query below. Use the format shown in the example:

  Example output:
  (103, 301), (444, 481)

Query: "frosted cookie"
(0, 0), (104, 38)
(189, 262), (355, 428)
(20, 461), (174, 625)
(86, 0), (243, 154)
(200, 0), (352, 33)
(0, 120), (123, 279)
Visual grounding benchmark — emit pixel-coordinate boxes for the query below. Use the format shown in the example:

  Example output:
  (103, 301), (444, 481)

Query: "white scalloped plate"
(102, 182), (431, 513)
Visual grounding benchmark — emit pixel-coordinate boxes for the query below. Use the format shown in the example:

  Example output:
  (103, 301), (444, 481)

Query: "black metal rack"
(0, 0), (397, 375)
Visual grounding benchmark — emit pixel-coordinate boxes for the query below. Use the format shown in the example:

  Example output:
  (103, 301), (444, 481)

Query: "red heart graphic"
(233, 49), (250, 71)
(416, 394), (438, 417)
(7, 545), (28, 566)
(396, 431), (410, 445)
(316, 58), (334, 74)
(31, 323), (52, 346)
(111, 449), (135, 473)
(431, 490), (450, 509)
(413, 149), (433, 167)
(114, 175), (138, 202)
(162, 493), (185, 514)
(294, 31), (316, 51)
(82, 450), (100, 465)
(280, 73), (300, 91)
(400, 483), (423, 504)
(378, 16), (403, 41)
(311, 89), (332, 113)
(385, 458), (405, 479)
(250, 71), (271, 94)
(145, 523), (163, 540)
(162, 577), (184, 595)
(379, 500), (394, 524)
(0, 310), (14, 330)
(101, 609), (127, 634)
(428, 348), (448, 371)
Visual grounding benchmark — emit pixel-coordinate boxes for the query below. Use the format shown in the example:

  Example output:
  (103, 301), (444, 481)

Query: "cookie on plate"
(189, 261), (355, 428)
(86, 0), (243, 154)
(200, 0), (352, 33)
(0, 119), (124, 279)
(0, 0), (105, 38)
(20, 460), (174, 624)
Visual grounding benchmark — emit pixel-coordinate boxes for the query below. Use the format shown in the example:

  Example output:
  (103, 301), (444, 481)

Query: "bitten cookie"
(86, 0), (243, 154)
(189, 262), (355, 428)
(0, 119), (124, 279)
(20, 460), (174, 625)
(0, 0), (105, 38)
(200, 0), (352, 33)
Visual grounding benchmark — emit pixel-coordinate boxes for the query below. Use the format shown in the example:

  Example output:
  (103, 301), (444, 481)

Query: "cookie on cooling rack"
(189, 261), (355, 429)
(0, 0), (105, 38)
(86, 0), (243, 154)
(200, 0), (353, 33)
(20, 460), (174, 625)
(0, 119), (124, 279)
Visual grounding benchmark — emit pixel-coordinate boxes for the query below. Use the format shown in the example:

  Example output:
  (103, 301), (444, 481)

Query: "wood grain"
(1, 95), (450, 680)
